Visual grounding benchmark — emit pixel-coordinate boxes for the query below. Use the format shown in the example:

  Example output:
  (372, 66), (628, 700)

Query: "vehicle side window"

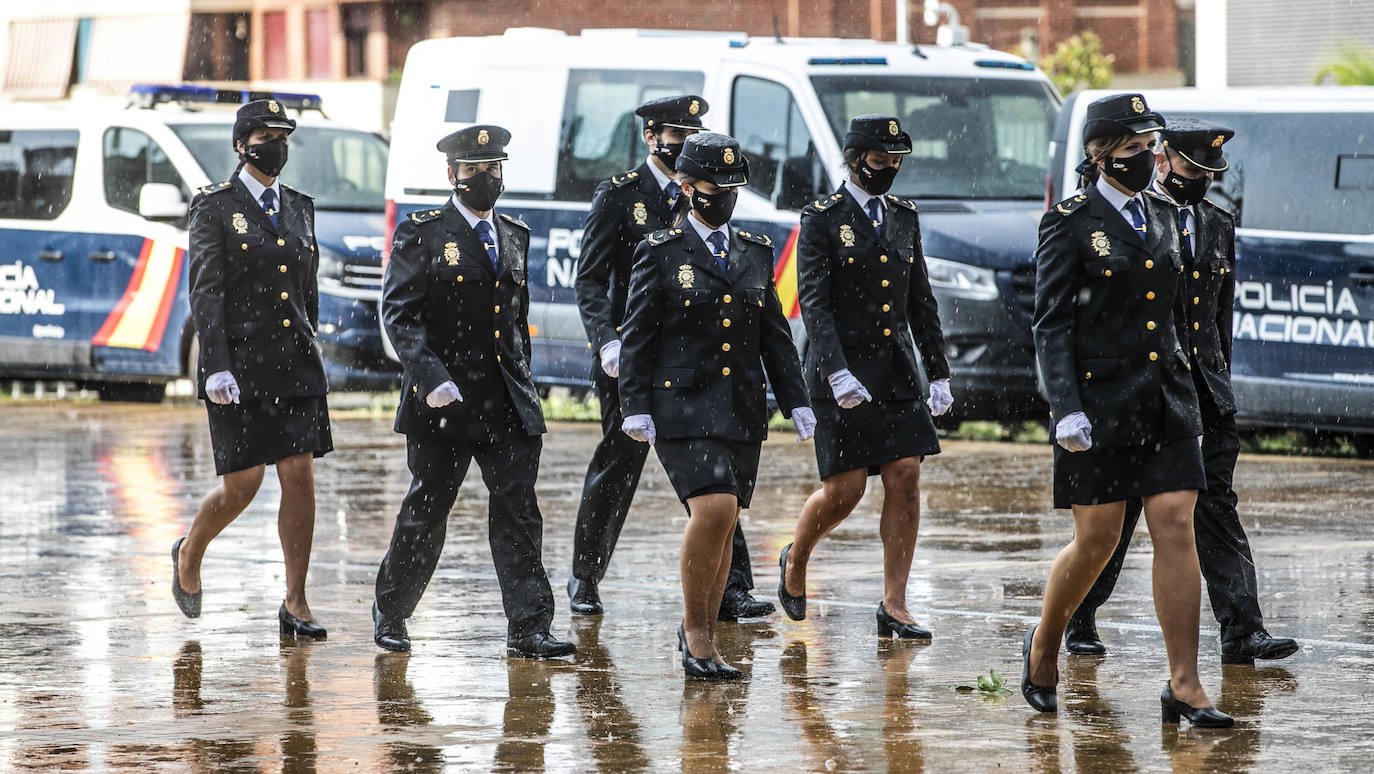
(0, 129), (78, 220)
(555, 68), (705, 202)
(731, 76), (822, 209)
(103, 127), (184, 215)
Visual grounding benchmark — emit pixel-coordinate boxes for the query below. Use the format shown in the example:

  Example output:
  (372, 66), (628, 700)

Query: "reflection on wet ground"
(2, 402), (1373, 771)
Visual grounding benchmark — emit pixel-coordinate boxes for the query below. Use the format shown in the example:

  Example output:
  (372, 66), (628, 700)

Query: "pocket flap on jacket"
(653, 367), (697, 389)
(1084, 255), (1130, 277)
(1075, 356), (1124, 382)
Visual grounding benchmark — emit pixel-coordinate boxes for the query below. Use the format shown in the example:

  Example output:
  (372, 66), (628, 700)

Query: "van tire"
(97, 382), (168, 403)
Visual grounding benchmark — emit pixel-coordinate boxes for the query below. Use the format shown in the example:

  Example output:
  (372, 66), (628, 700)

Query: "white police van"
(383, 28), (1060, 421)
(1051, 88), (1374, 449)
(0, 85), (396, 401)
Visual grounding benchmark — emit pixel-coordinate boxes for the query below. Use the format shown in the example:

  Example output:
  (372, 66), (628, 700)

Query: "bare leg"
(785, 469), (867, 597)
(178, 465), (267, 594)
(276, 452), (317, 622)
(878, 457), (922, 624)
(709, 511), (738, 666)
(1028, 502), (1127, 687)
(1141, 489), (1211, 708)
(681, 493), (739, 660)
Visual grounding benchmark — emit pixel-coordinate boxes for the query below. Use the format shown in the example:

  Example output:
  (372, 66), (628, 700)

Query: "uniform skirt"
(655, 438), (762, 508)
(206, 395), (333, 475)
(1052, 436), (1204, 509)
(813, 397), (941, 480)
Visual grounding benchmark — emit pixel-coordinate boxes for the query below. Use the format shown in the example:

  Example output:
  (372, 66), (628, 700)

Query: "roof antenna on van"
(772, 13), (784, 43)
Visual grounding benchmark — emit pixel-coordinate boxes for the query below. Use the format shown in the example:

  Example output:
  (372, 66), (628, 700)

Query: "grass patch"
(543, 389), (601, 422)
(948, 420), (1049, 444)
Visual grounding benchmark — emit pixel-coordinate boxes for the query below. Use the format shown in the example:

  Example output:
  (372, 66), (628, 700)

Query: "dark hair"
(670, 173), (700, 227)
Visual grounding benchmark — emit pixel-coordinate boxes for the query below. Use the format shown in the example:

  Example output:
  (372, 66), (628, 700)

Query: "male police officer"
(1065, 119), (1298, 665)
(570, 95), (776, 620)
(373, 125), (574, 659)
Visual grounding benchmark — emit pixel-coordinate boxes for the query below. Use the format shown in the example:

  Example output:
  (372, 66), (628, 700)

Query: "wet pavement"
(2, 400), (1373, 773)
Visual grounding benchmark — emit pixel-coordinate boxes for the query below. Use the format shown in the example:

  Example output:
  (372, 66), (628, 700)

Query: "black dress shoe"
(1161, 681), (1234, 727)
(1220, 631), (1299, 665)
(1065, 613), (1106, 655)
(1021, 626), (1058, 713)
(876, 603), (932, 640)
(777, 543), (806, 621)
(718, 586), (776, 621)
(507, 632), (577, 659)
(373, 601), (411, 653)
(172, 537), (201, 619)
(279, 603), (327, 639)
(678, 624), (719, 681)
(567, 576), (604, 616)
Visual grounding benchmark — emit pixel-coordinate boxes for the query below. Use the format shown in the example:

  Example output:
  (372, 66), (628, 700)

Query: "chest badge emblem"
(444, 242), (460, 265)
(231, 213), (248, 234)
(840, 224), (856, 248)
(1090, 231), (1111, 257)
(632, 202), (647, 226)
(678, 264), (695, 289)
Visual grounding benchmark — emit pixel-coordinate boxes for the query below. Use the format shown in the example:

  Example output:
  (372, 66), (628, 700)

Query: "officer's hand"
(621, 414), (656, 445)
(599, 340), (621, 378)
(927, 378), (953, 417)
(206, 371), (240, 405)
(827, 369), (872, 410)
(425, 380), (463, 408)
(1055, 411), (1093, 452)
(791, 406), (817, 442)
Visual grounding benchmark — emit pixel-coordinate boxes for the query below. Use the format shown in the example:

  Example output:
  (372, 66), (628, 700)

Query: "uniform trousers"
(375, 420), (554, 639)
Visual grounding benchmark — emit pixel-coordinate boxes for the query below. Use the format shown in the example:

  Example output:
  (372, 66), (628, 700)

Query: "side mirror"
(138, 183), (187, 221)
(775, 156), (815, 211)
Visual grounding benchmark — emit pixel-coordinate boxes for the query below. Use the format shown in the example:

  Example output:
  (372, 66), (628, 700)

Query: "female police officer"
(174, 99), (331, 639)
(779, 115), (953, 639)
(618, 133), (814, 680)
(1023, 94), (1231, 726)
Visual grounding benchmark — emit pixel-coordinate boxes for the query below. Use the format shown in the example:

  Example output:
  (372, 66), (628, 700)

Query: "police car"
(0, 84), (397, 401)
(383, 28), (1061, 422)
(1051, 88), (1374, 450)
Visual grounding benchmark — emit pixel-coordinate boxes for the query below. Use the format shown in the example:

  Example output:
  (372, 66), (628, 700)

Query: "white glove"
(927, 378), (953, 417)
(827, 369), (872, 410)
(791, 406), (816, 442)
(621, 414), (656, 445)
(205, 371), (240, 405)
(599, 339), (621, 378)
(425, 380), (463, 408)
(1055, 411), (1093, 452)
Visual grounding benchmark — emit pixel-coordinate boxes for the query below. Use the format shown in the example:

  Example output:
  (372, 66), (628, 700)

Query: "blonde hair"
(1078, 135), (1133, 188)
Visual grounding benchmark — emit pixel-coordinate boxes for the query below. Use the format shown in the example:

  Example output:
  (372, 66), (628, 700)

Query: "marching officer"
(372, 124), (575, 659)
(618, 132), (815, 679)
(570, 95), (776, 621)
(1063, 119), (1298, 665)
(176, 98), (331, 639)
(780, 115), (954, 640)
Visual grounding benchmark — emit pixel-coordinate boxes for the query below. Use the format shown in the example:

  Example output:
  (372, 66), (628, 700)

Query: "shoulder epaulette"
(611, 169), (642, 188)
(885, 194), (918, 212)
(280, 182), (312, 199)
(643, 227), (683, 247)
(198, 181), (232, 196)
(1199, 197), (1235, 220)
(806, 192), (844, 212)
(499, 212), (529, 230)
(407, 208), (443, 225)
(1142, 188), (1171, 204)
(737, 230), (773, 248)
(1052, 192), (1089, 216)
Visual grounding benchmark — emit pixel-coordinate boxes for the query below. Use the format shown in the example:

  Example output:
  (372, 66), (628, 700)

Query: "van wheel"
(98, 382), (168, 403)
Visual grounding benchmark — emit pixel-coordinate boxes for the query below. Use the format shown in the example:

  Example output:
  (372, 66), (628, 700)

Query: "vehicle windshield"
(811, 75), (1058, 200)
(169, 123), (388, 211)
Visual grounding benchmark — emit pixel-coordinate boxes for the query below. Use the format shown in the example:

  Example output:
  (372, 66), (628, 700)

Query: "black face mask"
(242, 137), (288, 178)
(652, 140), (685, 166)
(1103, 148), (1154, 193)
(1161, 158), (1211, 205)
(856, 158), (900, 195)
(454, 170), (504, 211)
(688, 185), (737, 229)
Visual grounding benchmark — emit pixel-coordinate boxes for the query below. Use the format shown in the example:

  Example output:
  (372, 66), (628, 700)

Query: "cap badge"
(444, 242), (460, 266)
(888, 120), (899, 136)
(632, 202), (647, 226)
(840, 223), (856, 248)
(477, 129), (490, 146)
(231, 213), (248, 234)
(1131, 96), (1145, 114)
(1091, 231), (1111, 257)
(268, 100), (280, 114)
(678, 264), (695, 289)
(689, 99), (700, 116)
(722, 147), (736, 165)
(1212, 134), (1226, 148)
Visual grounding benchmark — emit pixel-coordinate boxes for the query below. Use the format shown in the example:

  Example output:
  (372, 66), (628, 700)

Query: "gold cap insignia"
(689, 99), (700, 116)
(444, 242), (459, 265)
(722, 147), (736, 165)
(1212, 134), (1225, 148)
(1090, 231), (1111, 257)
(678, 264), (695, 288)
(477, 129), (489, 145)
(1131, 96), (1145, 114)
(888, 120), (899, 136)
(231, 212), (248, 234)
(268, 100), (280, 114)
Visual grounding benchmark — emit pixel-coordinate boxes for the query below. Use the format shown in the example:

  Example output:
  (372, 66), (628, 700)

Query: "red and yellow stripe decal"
(92, 239), (185, 351)
(772, 225), (802, 319)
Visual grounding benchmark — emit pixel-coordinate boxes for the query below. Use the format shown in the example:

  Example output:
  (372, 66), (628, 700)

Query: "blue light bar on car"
(974, 60), (1034, 71)
(807, 57), (888, 65)
(128, 84), (325, 111)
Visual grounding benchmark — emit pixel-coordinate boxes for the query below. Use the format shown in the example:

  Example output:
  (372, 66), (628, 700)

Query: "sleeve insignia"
(738, 230), (773, 247)
(1053, 194), (1088, 217)
(408, 208), (443, 225)
(644, 227), (682, 247)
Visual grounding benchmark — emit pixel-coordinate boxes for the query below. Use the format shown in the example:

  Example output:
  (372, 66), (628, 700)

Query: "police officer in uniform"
(1063, 119), (1298, 665)
(618, 133), (814, 679)
(372, 125), (574, 659)
(571, 95), (776, 620)
(1024, 94), (1231, 726)
(780, 115), (953, 639)
(175, 98), (331, 639)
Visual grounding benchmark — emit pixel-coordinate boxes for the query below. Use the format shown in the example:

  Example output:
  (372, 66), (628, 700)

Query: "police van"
(1051, 88), (1374, 448)
(0, 85), (397, 401)
(383, 28), (1061, 422)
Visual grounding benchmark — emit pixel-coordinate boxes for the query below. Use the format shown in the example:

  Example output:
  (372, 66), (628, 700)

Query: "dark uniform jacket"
(575, 162), (682, 353)
(1033, 186), (1203, 447)
(382, 202), (545, 437)
(619, 224), (809, 443)
(796, 187), (950, 402)
(188, 176), (326, 400)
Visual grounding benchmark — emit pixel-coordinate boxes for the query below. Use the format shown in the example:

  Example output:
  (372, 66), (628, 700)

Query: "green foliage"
(1040, 31), (1116, 96)
(955, 668), (1012, 695)
(542, 390), (601, 422)
(1314, 41), (1374, 85)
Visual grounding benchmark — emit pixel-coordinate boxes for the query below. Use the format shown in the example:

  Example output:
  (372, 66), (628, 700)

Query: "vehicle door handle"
(1350, 271), (1374, 287)
(38, 249), (64, 262)
(89, 251), (116, 263)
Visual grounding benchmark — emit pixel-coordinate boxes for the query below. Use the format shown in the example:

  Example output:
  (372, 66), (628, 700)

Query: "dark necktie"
(1178, 208), (1194, 259)
(475, 220), (499, 271)
(665, 181), (680, 211)
(707, 231), (728, 274)
(866, 198), (883, 241)
(260, 188), (279, 228)
(1124, 199), (1146, 241)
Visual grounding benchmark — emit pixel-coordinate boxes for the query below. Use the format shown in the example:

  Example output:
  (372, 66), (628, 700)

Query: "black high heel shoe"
(1161, 681), (1233, 727)
(876, 603), (932, 640)
(171, 537), (201, 619)
(777, 543), (807, 621)
(677, 624), (719, 681)
(1021, 626), (1058, 713)
(279, 603), (327, 640)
